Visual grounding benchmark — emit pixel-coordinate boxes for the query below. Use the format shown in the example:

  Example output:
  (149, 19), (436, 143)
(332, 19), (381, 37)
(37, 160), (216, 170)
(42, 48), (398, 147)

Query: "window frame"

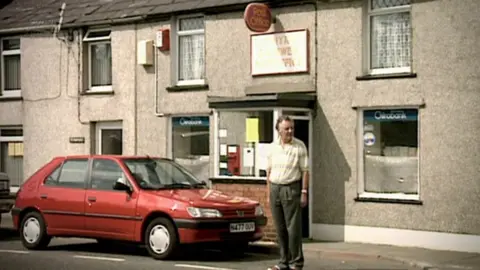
(83, 28), (112, 93)
(88, 158), (130, 192)
(0, 37), (21, 97)
(95, 121), (123, 155)
(44, 158), (90, 189)
(174, 14), (206, 86)
(213, 108), (281, 180)
(365, 0), (413, 75)
(356, 106), (421, 201)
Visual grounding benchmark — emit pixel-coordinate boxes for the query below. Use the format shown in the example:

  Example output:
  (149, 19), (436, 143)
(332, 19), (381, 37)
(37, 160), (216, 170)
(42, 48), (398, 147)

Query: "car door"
(84, 157), (138, 240)
(37, 158), (88, 233)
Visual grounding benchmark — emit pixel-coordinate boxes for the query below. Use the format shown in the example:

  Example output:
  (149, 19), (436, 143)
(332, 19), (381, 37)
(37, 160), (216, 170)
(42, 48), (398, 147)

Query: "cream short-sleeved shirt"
(267, 137), (309, 185)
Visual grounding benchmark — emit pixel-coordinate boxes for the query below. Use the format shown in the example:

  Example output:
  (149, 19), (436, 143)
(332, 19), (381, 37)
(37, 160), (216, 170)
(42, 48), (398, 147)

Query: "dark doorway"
(294, 119), (309, 238)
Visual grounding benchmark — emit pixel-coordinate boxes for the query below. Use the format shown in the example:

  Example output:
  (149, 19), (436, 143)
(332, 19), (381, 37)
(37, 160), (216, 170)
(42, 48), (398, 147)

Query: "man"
(267, 115), (309, 270)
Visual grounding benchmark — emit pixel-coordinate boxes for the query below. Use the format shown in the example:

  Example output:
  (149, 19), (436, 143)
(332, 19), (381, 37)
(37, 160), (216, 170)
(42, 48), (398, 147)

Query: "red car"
(11, 155), (267, 259)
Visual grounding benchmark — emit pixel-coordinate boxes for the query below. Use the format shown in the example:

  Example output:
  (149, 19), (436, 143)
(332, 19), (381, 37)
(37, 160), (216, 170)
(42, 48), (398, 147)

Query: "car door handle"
(87, 196), (96, 202)
(40, 194), (48, 199)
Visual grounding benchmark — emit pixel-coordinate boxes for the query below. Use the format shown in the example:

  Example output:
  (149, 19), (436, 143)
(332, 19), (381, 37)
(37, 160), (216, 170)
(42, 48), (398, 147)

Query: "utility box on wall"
(155, 28), (170, 51)
(137, 40), (153, 65)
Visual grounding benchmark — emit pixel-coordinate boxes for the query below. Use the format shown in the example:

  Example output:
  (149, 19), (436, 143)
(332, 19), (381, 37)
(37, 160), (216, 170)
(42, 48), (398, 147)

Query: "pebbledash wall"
(0, 0), (479, 253)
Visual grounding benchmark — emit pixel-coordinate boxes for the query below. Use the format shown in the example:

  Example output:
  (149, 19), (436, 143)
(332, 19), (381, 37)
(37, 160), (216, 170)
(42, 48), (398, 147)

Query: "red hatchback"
(11, 155), (267, 259)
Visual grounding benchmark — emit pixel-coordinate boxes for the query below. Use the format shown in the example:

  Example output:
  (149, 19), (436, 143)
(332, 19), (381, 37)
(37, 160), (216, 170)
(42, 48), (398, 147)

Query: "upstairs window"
(367, 0), (412, 75)
(1, 38), (21, 97)
(83, 29), (112, 92)
(176, 16), (205, 86)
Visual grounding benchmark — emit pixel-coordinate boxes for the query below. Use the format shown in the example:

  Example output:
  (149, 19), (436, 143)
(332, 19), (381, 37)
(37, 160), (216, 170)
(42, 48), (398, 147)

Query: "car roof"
(54, 155), (168, 160)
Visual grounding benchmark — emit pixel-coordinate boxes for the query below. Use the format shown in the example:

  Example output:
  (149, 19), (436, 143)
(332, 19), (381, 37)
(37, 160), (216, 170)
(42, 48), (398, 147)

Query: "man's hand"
(301, 193), (308, 208)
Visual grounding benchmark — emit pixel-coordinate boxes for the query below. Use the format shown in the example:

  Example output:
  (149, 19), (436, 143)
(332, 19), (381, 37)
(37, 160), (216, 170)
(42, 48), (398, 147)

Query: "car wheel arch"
(19, 207), (44, 227)
(141, 211), (178, 243)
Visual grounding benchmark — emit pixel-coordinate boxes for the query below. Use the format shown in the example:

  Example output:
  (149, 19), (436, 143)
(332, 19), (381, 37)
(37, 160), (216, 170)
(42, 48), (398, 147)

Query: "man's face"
(278, 120), (294, 142)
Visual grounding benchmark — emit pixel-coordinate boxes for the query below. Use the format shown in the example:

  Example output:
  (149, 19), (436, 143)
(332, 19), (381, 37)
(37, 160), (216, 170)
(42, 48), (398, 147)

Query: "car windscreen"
(122, 158), (205, 190)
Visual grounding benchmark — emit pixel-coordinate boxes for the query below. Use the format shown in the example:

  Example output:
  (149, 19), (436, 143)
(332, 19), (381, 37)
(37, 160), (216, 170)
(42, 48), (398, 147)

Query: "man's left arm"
(300, 144), (309, 206)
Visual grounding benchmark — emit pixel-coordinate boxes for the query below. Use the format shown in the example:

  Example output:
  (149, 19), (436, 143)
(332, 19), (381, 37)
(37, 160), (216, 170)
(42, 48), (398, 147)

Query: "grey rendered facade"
(0, 0), (479, 252)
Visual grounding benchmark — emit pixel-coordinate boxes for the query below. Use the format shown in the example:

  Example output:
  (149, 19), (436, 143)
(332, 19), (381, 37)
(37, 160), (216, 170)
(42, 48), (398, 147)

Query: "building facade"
(0, 0), (479, 252)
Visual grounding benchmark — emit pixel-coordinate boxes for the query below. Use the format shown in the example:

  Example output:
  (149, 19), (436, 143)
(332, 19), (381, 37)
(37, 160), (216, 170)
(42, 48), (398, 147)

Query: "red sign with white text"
(244, 3), (272, 32)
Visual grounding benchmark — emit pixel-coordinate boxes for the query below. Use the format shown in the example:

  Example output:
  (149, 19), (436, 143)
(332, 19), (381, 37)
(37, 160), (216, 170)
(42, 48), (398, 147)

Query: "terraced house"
(0, 0), (479, 253)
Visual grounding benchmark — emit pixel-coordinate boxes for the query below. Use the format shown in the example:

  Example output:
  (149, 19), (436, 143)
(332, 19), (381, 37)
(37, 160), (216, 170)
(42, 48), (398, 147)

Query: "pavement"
(2, 213), (479, 270)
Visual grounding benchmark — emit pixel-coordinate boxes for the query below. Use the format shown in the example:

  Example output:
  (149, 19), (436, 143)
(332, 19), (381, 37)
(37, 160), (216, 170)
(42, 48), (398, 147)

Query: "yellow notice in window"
(7, 142), (23, 156)
(8, 143), (15, 156)
(246, 118), (259, 143)
(15, 142), (24, 156)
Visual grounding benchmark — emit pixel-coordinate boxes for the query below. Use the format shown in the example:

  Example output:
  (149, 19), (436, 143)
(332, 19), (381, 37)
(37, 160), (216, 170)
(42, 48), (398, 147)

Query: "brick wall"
(212, 183), (277, 242)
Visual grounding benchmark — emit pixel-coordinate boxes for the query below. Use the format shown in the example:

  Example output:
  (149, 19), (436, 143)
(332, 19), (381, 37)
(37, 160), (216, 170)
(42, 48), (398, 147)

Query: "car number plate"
(229, 222), (255, 233)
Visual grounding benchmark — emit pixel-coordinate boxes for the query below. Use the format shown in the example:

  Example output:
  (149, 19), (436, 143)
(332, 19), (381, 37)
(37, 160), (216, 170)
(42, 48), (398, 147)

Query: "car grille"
(221, 208), (255, 218)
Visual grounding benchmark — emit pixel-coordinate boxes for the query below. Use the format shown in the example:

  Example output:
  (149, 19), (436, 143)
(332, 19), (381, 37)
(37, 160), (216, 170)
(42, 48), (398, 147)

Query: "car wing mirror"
(113, 177), (132, 195)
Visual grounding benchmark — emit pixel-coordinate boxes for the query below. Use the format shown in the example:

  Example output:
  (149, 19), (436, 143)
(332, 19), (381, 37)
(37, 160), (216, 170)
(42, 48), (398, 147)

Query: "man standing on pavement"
(267, 115), (309, 270)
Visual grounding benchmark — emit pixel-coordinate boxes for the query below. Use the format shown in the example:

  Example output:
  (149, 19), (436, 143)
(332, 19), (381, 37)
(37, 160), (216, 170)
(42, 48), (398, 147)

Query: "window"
(46, 159), (89, 189)
(83, 29), (112, 92)
(0, 128), (23, 189)
(95, 121), (122, 155)
(176, 16), (205, 85)
(216, 110), (274, 178)
(90, 159), (126, 191)
(358, 108), (419, 200)
(172, 116), (209, 180)
(367, 0), (412, 75)
(1, 38), (21, 97)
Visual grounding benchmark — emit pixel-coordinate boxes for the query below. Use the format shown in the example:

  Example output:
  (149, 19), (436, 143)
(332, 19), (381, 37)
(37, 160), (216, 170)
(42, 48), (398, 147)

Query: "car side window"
(90, 159), (128, 191)
(45, 159), (88, 189)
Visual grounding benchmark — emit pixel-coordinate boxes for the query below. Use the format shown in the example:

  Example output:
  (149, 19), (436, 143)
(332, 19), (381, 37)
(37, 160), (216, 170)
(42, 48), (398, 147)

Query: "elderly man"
(267, 115), (309, 270)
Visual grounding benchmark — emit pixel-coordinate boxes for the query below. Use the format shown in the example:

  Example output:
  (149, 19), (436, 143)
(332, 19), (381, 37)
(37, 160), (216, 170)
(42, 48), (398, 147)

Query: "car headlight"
(187, 207), (222, 218)
(255, 205), (264, 216)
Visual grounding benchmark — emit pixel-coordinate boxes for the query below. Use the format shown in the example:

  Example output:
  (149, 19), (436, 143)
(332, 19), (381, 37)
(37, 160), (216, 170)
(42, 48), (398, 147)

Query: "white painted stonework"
(311, 224), (480, 253)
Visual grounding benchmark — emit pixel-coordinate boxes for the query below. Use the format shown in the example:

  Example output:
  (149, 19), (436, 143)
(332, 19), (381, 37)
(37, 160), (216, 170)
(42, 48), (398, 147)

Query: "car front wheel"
(20, 211), (51, 250)
(145, 217), (178, 260)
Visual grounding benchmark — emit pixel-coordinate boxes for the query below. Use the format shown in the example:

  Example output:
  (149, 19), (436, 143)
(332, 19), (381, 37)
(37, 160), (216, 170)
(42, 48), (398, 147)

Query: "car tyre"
(145, 217), (178, 260)
(20, 211), (51, 250)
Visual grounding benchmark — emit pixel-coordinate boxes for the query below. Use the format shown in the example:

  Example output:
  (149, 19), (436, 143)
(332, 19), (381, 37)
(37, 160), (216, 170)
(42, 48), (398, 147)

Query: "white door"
(95, 121), (123, 155)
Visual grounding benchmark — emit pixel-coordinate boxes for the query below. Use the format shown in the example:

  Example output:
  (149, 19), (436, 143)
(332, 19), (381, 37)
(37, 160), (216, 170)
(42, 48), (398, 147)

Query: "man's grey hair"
(275, 115), (293, 131)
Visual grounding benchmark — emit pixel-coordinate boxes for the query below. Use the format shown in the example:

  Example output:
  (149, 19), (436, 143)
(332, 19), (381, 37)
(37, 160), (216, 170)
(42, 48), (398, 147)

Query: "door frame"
(95, 121), (122, 155)
(278, 108), (313, 239)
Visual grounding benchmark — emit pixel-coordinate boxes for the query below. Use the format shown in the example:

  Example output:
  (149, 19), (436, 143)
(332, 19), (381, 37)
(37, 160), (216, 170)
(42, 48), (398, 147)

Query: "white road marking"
(0, 249), (29, 254)
(73, 255), (125, 262)
(174, 264), (235, 270)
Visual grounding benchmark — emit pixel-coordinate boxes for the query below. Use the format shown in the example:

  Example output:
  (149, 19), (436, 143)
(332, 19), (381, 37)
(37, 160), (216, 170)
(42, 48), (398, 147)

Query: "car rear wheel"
(20, 211), (51, 250)
(145, 217), (178, 260)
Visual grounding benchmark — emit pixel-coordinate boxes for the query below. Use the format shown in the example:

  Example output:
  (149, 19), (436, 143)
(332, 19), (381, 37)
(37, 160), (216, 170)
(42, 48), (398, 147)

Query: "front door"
(84, 158), (137, 240)
(279, 110), (311, 239)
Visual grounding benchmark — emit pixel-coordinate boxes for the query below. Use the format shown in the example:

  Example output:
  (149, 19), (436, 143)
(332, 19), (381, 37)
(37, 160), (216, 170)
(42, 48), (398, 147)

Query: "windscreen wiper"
(162, 183), (193, 189)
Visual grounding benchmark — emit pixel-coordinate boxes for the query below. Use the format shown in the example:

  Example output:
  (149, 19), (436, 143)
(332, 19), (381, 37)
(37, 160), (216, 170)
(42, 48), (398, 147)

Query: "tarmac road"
(0, 213), (418, 270)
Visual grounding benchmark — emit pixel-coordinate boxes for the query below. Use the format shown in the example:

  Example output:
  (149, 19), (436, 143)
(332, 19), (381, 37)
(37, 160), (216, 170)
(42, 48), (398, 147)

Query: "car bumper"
(174, 216), (268, 244)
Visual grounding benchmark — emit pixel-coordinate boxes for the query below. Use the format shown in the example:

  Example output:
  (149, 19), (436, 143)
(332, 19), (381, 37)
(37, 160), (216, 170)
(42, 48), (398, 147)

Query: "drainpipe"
(134, 24), (138, 155)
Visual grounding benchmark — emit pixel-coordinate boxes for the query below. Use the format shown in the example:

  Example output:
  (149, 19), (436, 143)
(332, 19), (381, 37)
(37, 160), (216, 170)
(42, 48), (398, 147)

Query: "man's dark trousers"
(269, 180), (304, 269)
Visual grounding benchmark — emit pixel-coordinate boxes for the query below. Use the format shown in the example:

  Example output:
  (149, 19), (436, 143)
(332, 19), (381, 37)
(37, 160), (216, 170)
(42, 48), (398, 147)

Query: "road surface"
(1, 213), (418, 270)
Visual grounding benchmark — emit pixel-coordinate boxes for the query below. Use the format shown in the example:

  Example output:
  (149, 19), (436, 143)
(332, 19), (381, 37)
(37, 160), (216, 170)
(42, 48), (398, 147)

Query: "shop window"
(0, 128), (23, 189)
(216, 110), (273, 178)
(366, 0), (412, 75)
(172, 116), (209, 180)
(358, 108), (419, 199)
(1, 38), (21, 97)
(175, 16), (205, 86)
(83, 29), (112, 92)
(95, 121), (122, 155)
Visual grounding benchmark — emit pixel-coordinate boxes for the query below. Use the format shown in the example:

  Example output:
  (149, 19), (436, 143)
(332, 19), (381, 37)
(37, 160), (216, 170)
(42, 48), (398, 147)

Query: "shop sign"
(173, 116), (210, 127)
(244, 3), (272, 32)
(364, 109), (418, 122)
(251, 29), (309, 76)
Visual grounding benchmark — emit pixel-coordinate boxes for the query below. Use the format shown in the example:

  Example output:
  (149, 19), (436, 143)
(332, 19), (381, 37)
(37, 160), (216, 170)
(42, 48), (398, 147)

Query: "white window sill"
(0, 90), (22, 98)
(356, 192), (422, 205)
(210, 176), (267, 184)
(176, 79), (206, 87)
(85, 86), (113, 94)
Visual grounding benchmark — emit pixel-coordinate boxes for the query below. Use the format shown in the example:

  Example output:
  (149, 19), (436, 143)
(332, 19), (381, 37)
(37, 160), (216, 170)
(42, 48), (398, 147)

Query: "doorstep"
(248, 241), (480, 270)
